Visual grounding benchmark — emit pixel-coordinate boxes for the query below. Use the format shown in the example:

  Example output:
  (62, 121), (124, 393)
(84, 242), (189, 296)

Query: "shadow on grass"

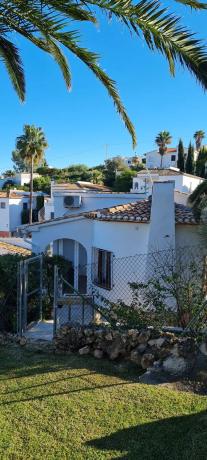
(0, 345), (142, 383)
(87, 410), (207, 459)
(0, 345), (139, 404)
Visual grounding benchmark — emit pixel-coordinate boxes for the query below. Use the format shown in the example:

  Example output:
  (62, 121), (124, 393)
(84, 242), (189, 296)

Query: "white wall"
(176, 225), (203, 248)
(31, 217), (94, 264)
(131, 172), (203, 196)
(53, 192), (145, 219)
(0, 198), (10, 232)
(148, 182), (175, 252)
(146, 150), (178, 169)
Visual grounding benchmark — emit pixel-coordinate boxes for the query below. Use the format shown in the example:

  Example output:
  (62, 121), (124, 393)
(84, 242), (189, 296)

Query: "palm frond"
(174, 0), (207, 10)
(54, 30), (137, 147)
(0, 36), (25, 100)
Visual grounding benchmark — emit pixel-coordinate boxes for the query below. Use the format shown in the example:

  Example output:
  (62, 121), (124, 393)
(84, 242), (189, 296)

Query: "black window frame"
(92, 248), (113, 290)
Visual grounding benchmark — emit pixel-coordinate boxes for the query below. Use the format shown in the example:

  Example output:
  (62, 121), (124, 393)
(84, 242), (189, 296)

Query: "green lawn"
(0, 346), (207, 459)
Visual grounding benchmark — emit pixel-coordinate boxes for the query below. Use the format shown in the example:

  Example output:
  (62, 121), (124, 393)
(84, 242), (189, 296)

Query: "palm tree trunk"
(160, 155), (163, 168)
(29, 155), (34, 224)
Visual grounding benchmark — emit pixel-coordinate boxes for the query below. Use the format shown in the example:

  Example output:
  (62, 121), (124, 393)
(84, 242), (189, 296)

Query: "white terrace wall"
(53, 192), (145, 219)
(31, 217), (94, 264)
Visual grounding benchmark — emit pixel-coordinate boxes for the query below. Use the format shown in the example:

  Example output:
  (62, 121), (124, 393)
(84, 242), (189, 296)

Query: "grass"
(0, 346), (207, 459)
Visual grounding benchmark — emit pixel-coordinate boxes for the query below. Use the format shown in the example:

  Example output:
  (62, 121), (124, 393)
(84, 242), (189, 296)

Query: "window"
(50, 212), (55, 219)
(23, 202), (28, 210)
(0, 202), (6, 209)
(92, 248), (113, 290)
(134, 182), (139, 190)
(171, 155), (176, 161)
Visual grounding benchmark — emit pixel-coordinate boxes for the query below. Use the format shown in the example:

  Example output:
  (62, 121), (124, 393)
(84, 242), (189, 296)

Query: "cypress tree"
(195, 146), (207, 177)
(177, 139), (185, 171)
(185, 142), (195, 174)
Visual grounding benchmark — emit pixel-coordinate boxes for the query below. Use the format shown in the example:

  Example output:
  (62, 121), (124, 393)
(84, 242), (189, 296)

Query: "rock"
(105, 332), (113, 341)
(200, 341), (207, 356)
(107, 337), (126, 360)
(78, 346), (90, 355)
(130, 350), (141, 366)
(136, 343), (147, 354)
(162, 355), (187, 376)
(141, 353), (155, 369)
(128, 329), (138, 340)
(19, 336), (27, 346)
(138, 330), (151, 344)
(148, 337), (166, 348)
(178, 338), (197, 358)
(93, 349), (104, 359)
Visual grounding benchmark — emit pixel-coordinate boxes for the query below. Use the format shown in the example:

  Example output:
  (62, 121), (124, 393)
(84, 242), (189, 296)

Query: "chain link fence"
(55, 245), (207, 333)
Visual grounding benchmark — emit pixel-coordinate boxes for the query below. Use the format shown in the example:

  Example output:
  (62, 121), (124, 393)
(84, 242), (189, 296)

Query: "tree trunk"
(160, 155), (163, 168)
(29, 155), (34, 224)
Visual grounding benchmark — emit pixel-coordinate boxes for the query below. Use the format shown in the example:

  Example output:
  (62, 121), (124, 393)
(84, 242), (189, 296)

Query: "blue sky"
(0, 4), (207, 172)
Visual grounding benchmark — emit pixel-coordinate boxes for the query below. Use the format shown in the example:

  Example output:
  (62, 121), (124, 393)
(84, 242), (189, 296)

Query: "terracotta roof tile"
(87, 200), (197, 225)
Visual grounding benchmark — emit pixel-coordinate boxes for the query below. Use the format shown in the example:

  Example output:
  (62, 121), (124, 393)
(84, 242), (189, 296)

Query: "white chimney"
(148, 181), (175, 252)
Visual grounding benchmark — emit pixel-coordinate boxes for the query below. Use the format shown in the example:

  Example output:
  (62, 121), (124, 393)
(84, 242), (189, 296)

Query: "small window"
(92, 248), (112, 290)
(134, 182), (139, 190)
(50, 212), (54, 219)
(23, 202), (28, 210)
(0, 202), (6, 209)
(171, 155), (176, 161)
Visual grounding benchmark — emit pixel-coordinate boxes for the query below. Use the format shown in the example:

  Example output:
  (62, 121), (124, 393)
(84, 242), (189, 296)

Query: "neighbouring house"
(42, 181), (146, 221)
(144, 146), (196, 169)
(107, 155), (143, 168)
(0, 190), (44, 236)
(22, 182), (203, 310)
(0, 172), (40, 189)
(131, 168), (203, 202)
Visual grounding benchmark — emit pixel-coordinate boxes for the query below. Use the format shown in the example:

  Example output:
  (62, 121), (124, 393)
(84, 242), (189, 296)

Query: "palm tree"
(13, 125), (48, 224)
(155, 131), (172, 168)
(194, 131), (205, 152)
(1, 1), (207, 147)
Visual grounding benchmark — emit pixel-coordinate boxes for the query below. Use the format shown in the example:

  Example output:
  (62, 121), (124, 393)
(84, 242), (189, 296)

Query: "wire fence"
(0, 245), (206, 336)
(56, 245), (207, 333)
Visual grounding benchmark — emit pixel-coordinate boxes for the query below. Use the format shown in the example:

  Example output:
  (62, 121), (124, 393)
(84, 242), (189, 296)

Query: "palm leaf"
(0, 36), (25, 101)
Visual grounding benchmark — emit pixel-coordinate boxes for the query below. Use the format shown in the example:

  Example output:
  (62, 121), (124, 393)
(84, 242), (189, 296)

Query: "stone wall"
(54, 324), (207, 377)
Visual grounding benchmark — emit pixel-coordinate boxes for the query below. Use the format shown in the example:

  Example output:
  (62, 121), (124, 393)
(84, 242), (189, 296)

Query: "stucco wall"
(53, 193), (145, 219)
(0, 198), (9, 232)
(175, 225), (203, 248)
(32, 217), (94, 263)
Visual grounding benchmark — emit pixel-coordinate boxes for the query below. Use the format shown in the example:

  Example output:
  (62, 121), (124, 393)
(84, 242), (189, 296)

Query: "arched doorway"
(49, 238), (88, 294)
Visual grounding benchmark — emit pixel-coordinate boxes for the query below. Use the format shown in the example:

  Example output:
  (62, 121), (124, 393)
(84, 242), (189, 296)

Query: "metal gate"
(53, 265), (95, 335)
(17, 255), (43, 336)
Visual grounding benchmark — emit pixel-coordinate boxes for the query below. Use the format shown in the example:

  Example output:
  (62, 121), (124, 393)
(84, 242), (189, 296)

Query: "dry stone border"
(54, 323), (207, 378)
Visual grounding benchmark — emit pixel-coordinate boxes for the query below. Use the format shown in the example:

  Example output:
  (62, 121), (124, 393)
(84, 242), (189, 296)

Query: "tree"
(195, 146), (207, 177)
(13, 125), (48, 224)
(12, 149), (30, 172)
(185, 142), (195, 174)
(1, 2), (207, 147)
(33, 176), (51, 195)
(177, 139), (185, 172)
(113, 170), (136, 192)
(104, 158), (127, 187)
(155, 131), (172, 168)
(194, 130), (205, 152)
(188, 181), (207, 220)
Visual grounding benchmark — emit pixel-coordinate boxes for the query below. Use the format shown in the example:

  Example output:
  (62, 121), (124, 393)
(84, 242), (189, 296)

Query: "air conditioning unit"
(64, 195), (82, 208)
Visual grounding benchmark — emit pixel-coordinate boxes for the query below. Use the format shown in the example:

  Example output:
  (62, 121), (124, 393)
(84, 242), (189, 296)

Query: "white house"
(0, 190), (43, 237)
(22, 182), (202, 316)
(0, 172), (40, 189)
(107, 155), (143, 168)
(144, 147), (195, 169)
(43, 181), (146, 221)
(131, 168), (203, 201)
